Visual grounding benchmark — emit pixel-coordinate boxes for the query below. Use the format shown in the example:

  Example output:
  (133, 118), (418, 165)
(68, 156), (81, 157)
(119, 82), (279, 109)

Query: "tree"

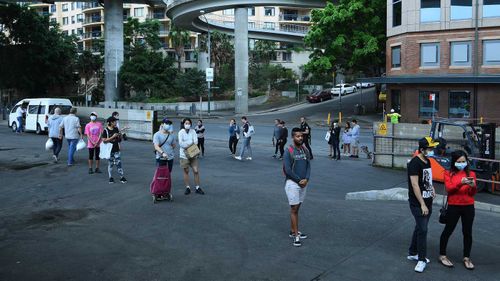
(174, 69), (207, 99)
(0, 4), (78, 96)
(304, 0), (386, 78)
(251, 40), (277, 65)
(169, 24), (191, 71)
(124, 17), (161, 56)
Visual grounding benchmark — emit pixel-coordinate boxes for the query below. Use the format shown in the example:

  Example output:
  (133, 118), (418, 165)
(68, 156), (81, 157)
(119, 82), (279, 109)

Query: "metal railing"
(82, 31), (103, 39)
(279, 14), (311, 22)
(82, 2), (101, 10)
(83, 16), (102, 24)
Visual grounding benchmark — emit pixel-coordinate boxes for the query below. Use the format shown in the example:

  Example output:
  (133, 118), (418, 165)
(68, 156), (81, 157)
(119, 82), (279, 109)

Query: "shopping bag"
(76, 139), (86, 151)
(99, 142), (113, 159)
(45, 138), (54, 151)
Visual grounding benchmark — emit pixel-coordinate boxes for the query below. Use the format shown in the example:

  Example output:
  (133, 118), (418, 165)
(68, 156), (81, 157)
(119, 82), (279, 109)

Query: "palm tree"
(169, 24), (191, 71)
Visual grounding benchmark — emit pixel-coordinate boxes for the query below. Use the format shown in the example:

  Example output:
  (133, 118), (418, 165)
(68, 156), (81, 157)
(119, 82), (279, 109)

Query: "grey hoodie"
(47, 115), (63, 138)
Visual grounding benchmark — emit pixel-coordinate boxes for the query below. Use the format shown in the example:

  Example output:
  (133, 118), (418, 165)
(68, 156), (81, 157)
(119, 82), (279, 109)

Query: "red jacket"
(444, 170), (477, 206)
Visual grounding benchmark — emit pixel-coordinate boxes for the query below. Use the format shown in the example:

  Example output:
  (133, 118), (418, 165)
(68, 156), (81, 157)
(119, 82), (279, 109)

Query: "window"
(77, 14), (84, 23)
(28, 105), (39, 114)
(48, 105), (71, 115)
(50, 18), (57, 24)
(264, 7), (275, 16)
(248, 8), (255, 16)
(248, 22), (256, 29)
(134, 8), (144, 17)
(62, 4), (68, 12)
(421, 0), (440, 22)
(420, 43), (440, 67)
(77, 28), (83, 35)
(483, 40), (500, 65)
(185, 51), (196, 62)
(450, 41), (471, 66)
(71, 16), (75, 24)
(449, 91), (471, 118)
(63, 30), (69, 36)
(451, 0), (472, 20)
(484, 0), (500, 18)
(77, 2), (83, 9)
(62, 17), (69, 25)
(50, 5), (56, 13)
(263, 22), (275, 30)
(391, 90), (401, 112)
(391, 46), (401, 68)
(71, 2), (75, 10)
(393, 0), (402, 27)
(282, 52), (292, 62)
(419, 91), (439, 118)
(223, 9), (234, 15)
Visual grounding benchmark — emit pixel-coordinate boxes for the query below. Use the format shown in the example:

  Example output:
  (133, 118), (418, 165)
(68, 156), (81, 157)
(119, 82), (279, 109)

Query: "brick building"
(367, 0), (500, 123)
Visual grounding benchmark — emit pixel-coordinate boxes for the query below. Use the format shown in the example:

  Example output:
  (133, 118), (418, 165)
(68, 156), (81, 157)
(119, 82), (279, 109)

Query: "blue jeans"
(16, 117), (23, 132)
(66, 139), (78, 165)
(409, 203), (432, 261)
(239, 137), (252, 158)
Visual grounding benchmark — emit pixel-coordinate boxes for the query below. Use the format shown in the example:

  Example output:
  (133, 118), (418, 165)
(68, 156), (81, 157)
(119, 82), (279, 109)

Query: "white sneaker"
(414, 261), (427, 273)
(407, 255), (430, 263)
(234, 156), (242, 160)
(246, 157), (252, 160)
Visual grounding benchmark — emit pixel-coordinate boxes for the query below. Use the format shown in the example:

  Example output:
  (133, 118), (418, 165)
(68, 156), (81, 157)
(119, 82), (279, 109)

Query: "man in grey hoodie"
(283, 127), (311, 247)
(47, 107), (63, 162)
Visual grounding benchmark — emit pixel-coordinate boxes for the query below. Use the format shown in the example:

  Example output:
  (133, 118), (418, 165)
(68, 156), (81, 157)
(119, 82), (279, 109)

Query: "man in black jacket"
(300, 117), (313, 159)
(277, 121), (288, 160)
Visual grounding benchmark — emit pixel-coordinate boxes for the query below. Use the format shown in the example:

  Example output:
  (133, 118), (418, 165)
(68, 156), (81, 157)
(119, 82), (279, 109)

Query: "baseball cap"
(106, 116), (117, 123)
(419, 137), (439, 149)
(162, 118), (172, 125)
(90, 112), (98, 117)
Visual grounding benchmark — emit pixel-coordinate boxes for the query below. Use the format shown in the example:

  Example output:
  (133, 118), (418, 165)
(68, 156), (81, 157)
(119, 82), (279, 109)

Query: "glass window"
(264, 22), (275, 30)
(484, 0), (500, 18)
(450, 41), (471, 66)
(77, 14), (84, 22)
(421, 0), (440, 22)
(62, 17), (68, 25)
(248, 8), (255, 17)
(264, 7), (275, 16)
(419, 91), (439, 118)
(483, 40), (500, 65)
(48, 105), (72, 115)
(282, 52), (292, 62)
(50, 5), (56, 13)
(71, 2), (75, 10)
(77, 2), (83, 9)
(393, 0), (402, 27)
(28, 105), (39, 114)
(71, 16), (75, 24)
(449, 91), (471, 118)
(39, 105), (46, 115)
(451, 0), (472, 20)
(421, 43), (440, 67)
(391, 90), (401, 112)
(248, 22), (256, 29)
(134, 8), (144, 17)
(62, 4), (68, 12)
(223, 9), (234, 16)
(391, 46), (401, 68)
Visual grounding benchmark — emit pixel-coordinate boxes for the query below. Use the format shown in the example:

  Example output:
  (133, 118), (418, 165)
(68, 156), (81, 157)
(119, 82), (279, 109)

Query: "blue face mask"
(162, 124), (172, 132)
(455, 162), (467, 171)
(424, 150), (434, 157)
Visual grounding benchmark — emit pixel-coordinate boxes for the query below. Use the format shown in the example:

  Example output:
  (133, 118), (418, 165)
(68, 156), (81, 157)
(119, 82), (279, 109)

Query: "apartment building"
(383, 0), (500, 123)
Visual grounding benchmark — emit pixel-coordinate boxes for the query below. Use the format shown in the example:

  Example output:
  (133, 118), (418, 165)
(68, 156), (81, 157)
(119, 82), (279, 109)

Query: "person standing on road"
(15, 105), (26, 133)
(235, 116), (253, 161)
(153, 118), (176, 172)
(407, 137), (438, 273)
(329, 122), (341, 160)
(387, 109), (402, 124)
(112, 111), (127, 141)
(195, 120), (206, 158)
(228, 119), (240, 157)
(102, 116), (127, 184)
(350, 120), (360, 158)
(47, 107), (64, 162)
(178, 118), (205, 195)
(277, 121), (288, 160)
(59, 107), (82, 166)
(84, 112), (103, 174)
(272, 119), (281, 158)
(300, 117), (313, 160)
(284, 127), (311, 247)
(342, 121), (352, 156)
(439, 150), (476, 270)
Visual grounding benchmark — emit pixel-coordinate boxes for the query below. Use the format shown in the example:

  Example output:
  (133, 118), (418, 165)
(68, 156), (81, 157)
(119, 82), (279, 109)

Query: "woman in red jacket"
(439, 150), (476, 270)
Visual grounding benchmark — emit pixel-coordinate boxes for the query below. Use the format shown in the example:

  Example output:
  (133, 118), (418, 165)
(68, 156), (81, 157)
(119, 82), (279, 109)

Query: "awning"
(358, 75), (500, 84)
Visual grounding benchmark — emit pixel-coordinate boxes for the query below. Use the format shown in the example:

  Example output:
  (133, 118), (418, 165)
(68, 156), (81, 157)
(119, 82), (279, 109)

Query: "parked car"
(8, 98), (73, 134)
(331, 84), (357, 95)
(306, 89), (333, 103)
(356, 82), (375, 88)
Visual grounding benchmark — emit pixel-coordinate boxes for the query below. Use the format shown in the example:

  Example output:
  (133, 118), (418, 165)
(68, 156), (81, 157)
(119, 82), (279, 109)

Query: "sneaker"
(88, 168), (94, 174)
(95, 168), (102, 174)
(109, 178), (115, 184)
(407, 255), (430, 263)
(184, 187), (191, 195)
(272, 155), (277, 158)
(246, 157), (252, 160)
(289, 231), (308, 239)
(52, 155), (58, 163)
(278, 156), (283, 160)
(234, 156), (242, 161)
(195, 187), (205, 195)
(414, 261), (427, 273)
(120, 177), (127, 184)
(293, 235), (301, 247)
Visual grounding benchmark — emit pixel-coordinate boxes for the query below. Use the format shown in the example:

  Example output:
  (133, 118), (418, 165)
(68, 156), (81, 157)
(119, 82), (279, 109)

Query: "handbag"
(185, 143), (200, 159)
(439, 188), (448, 224)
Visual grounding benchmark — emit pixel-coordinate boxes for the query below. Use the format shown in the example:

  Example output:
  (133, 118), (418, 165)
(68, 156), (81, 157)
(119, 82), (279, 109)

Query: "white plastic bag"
(45, 138), (54, 151)
(76, 139), (86, 151)
(324, 132), (331, 142)
(99, 143), (113, 159)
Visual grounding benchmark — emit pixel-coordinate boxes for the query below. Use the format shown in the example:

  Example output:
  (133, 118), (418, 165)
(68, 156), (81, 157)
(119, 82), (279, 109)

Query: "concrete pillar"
(234, 8), (249, 114)
(104, 0), (124, 105)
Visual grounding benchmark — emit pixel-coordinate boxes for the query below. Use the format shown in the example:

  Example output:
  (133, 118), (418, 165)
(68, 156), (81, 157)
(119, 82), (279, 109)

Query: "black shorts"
(89, 147), (101, 160)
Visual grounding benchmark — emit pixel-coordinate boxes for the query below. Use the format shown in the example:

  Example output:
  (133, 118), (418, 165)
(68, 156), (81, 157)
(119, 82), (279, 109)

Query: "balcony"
(279, 14), (311, 22)
(82, 2), (102, 11)
(83, 16), (103, 26)
(152, 12), (166, 20)
(82, 31), (103, 40)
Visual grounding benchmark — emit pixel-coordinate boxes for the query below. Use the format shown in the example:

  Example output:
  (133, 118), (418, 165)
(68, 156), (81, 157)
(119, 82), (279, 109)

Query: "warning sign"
(378, 123), (388, 136)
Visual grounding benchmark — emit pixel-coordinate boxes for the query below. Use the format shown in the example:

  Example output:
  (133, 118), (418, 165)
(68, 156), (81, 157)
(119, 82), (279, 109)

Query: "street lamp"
(200, 10), (212, 115)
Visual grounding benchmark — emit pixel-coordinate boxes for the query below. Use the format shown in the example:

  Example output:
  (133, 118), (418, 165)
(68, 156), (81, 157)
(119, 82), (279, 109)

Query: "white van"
(8, 98), (73, 134)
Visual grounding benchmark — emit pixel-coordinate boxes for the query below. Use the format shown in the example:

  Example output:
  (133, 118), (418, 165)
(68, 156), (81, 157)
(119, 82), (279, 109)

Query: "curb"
(345, 188), (500, 214)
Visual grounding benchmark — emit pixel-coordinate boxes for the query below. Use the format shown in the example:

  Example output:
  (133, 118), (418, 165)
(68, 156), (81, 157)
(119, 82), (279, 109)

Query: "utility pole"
(200, 10), (212, 116)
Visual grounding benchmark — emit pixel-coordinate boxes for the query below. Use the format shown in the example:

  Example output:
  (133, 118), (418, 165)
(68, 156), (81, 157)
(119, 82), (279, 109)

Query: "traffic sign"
(206, 68), (214, 82)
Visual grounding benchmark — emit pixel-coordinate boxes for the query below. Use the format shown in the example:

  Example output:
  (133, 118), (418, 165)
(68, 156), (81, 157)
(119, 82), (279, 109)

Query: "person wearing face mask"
(228, 119), (240, 157)
(84, 112), (103, 174)
(195, 120), (206, 157)
(406, 137), (438, 273)
(153, 118), (176, 172)
(112, 111), (128, 141)
(439, 150), (476, 270)
(178, 118), (204, 195)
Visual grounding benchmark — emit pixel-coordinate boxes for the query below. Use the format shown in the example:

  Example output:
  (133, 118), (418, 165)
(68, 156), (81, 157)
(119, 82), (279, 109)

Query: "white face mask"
(90, 116), (97, 121)
(184, 124), (191, 130)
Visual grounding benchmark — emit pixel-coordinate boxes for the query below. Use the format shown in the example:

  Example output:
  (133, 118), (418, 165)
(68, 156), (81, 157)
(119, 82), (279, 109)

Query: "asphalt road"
(1, 122), (500, 280)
